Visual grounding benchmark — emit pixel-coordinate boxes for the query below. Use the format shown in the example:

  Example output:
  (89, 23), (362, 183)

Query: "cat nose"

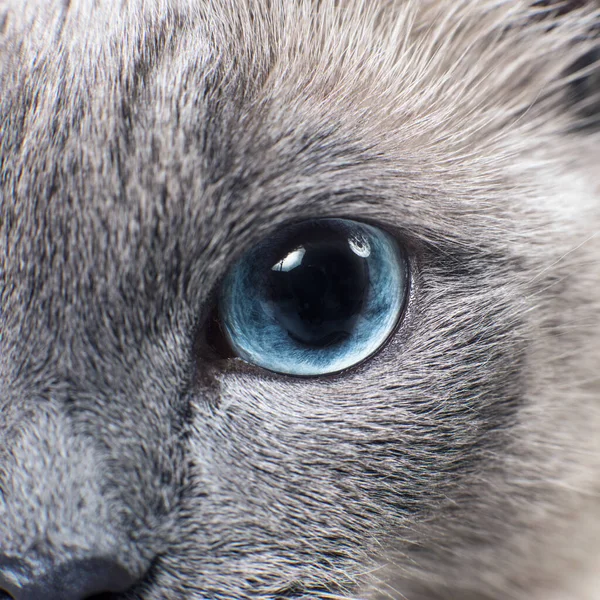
(0, 555), (139, 600)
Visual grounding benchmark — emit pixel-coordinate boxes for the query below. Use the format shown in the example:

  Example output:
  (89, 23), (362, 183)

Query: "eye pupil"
(267, 236), (369, 348)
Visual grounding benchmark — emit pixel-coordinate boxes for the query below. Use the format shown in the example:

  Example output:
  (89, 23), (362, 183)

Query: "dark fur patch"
(568, 45), (600, 130)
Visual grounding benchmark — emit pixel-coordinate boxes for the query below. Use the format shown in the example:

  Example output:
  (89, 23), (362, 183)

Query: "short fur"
(0, 1), (599, 598)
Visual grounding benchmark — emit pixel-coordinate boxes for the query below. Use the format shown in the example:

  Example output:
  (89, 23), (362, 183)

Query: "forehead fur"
(1, 0), (598, 206)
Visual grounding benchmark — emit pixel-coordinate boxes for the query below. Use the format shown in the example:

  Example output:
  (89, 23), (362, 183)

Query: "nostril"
(0, 556), (140, 600)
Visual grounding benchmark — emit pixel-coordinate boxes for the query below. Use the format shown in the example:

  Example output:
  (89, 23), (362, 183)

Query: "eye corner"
(195, 307), (236, 363)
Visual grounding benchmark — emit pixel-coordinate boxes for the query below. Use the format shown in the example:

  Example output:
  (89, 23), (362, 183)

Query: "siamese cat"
(0, 0), (599, 599)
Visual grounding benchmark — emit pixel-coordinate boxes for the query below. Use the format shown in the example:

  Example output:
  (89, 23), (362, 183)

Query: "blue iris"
(219, 219), (407, 376)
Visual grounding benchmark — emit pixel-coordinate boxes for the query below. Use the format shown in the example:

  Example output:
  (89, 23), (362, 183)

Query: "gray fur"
(0, 0), (599, 598)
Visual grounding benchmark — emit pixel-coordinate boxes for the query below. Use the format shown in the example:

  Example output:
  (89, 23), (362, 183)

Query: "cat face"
(0, 1), (599, 599)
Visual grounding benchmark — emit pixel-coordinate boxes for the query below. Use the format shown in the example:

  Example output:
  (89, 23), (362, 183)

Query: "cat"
(0, 0), (599, 599)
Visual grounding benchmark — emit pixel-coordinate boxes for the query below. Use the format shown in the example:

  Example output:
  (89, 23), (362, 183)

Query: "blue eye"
(219, 219), (408, 376)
